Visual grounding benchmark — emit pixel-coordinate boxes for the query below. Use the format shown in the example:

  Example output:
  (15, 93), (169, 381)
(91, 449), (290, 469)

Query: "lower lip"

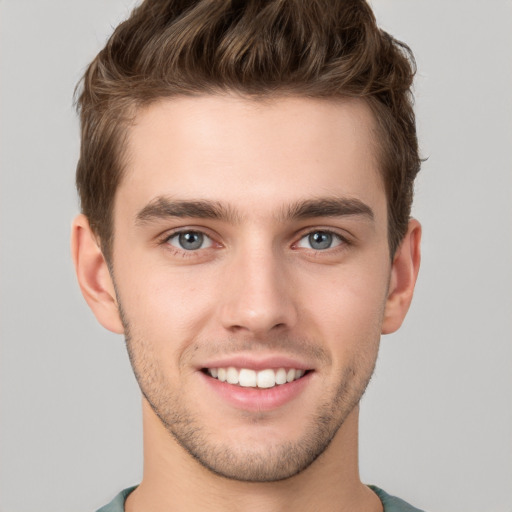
(200, 371), (313, 412)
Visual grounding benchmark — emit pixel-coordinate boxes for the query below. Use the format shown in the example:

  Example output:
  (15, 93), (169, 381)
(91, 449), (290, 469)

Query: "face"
(111, 95), (392, 482)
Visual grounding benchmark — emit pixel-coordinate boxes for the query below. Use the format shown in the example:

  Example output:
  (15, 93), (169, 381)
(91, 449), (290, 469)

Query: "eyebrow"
(136, 197), (240, 224)
(135, 195), (374, 225)
(281, 197), (374, 222)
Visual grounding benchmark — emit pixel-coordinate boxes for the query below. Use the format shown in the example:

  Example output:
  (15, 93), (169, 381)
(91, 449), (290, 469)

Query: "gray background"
(1, 1), (511, 511)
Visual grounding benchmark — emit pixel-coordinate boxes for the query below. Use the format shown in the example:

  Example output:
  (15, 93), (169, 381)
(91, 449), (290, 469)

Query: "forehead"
(118, 94), (385, 221)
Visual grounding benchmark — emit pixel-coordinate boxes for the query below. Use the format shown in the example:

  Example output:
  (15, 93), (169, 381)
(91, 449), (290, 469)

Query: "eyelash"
(293, 229), (349, 252)
(159, 228), (351, 257)
(161, 229), (218, 258)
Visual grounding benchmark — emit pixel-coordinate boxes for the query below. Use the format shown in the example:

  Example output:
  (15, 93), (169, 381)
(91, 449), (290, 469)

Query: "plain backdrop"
(1, 1), (511, 511)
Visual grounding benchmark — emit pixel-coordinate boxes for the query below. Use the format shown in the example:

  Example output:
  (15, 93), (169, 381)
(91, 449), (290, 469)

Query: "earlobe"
(381, 219), (422, 335)
(71, 214), (124, 334)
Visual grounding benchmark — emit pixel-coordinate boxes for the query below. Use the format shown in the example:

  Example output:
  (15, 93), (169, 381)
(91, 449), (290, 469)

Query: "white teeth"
(286, 368), (296, 383)
(239, 369), (257, 387)
(226, 367), (239, 384)
(275, 368), (287, 385)
(207, 367), (307, 388)
(257, 369), (276, 388)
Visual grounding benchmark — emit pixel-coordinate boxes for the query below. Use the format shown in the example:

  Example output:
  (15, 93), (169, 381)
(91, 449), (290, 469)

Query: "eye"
(166, 231), (213, 251)
(296, 230), (343, 251)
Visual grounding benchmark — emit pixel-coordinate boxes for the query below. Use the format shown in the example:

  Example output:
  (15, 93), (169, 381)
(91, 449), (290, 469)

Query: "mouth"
(202, 367), (310, 389)
(199, 360), (314, 411)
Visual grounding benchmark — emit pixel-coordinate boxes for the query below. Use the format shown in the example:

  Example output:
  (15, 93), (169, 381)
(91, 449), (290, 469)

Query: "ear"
(71, 214), (124, 334)
(381, 219), (422, 334)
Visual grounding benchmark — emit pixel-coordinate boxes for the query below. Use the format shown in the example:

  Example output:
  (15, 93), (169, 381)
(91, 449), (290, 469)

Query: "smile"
(205, 367), (307, 388)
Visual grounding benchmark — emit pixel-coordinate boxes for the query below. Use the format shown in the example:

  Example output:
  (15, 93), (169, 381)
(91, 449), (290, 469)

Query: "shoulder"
(96, 486), (137, 512)
(369, 485), (426, 512)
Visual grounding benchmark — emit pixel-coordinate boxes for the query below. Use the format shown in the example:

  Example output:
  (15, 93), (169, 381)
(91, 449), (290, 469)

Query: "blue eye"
(297, 231), (342, 250)
(167, 231), (213, 251)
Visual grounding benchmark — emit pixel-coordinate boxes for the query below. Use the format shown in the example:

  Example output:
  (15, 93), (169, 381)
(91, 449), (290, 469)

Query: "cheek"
(115, 261), (220, 345)
(300, 262), (389, 351)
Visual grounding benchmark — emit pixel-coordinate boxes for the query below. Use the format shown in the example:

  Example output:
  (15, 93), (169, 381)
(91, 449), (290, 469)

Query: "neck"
(125, 399), (381, 512)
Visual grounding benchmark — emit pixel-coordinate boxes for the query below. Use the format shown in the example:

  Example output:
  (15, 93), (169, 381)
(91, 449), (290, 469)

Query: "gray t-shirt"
(97, 485), (425, 511)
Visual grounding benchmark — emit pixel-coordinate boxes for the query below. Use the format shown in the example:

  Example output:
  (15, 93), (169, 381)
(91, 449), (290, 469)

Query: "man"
(71, 1), (422, 510)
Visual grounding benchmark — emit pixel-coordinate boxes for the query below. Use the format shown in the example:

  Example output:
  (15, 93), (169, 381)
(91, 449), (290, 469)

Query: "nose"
(219, 244), (298, 336)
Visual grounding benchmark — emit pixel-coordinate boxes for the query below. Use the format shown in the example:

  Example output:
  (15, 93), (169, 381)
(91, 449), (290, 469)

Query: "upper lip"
(197, 354), (313, 372)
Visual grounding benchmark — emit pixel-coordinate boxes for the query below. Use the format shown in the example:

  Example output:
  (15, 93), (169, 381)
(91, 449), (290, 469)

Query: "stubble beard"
(122, 327), (378, 484)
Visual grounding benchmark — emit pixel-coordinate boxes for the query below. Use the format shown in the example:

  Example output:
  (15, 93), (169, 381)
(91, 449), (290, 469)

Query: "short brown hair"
(76, 0), (420, 260)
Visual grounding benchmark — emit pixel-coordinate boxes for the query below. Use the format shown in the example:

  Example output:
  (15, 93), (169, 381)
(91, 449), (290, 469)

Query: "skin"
(72, 95), (421, 512)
